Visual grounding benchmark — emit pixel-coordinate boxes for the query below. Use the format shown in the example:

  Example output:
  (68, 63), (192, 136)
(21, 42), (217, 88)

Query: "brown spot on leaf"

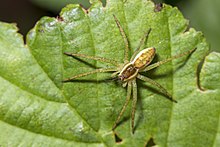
(56, 16), (64, 22)
(154, 3), (163, 12)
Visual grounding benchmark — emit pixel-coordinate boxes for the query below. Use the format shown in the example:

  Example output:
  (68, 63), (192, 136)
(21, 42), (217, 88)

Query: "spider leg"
(131, 28), (152, 61)
(63, 68), (117, 82)
(113, 15), (130, 63)
(64, 52), (119, 66)
(131, 79), (137, 134)
(111, 71), (120, 78)
(142, 48), (196, 72)
(112, 81), (132, 130)
(137, 74), (177, 103)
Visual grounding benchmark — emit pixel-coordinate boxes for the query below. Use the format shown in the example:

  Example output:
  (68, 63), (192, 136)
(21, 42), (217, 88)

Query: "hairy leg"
(131, 79), (137, 134)
(143, 48), (196, 72)
(63, 68), (117, 82)
(64, 52), (119, 66)
(131, 28), (152, 61)
(137, 74), (177, 103)
(112, 81), (132, 130)
(113, 15), (130, 63)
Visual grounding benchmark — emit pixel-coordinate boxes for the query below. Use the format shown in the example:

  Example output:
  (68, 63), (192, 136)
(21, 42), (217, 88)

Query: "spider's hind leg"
(143, 48), (196, 72)
(137, 74), (177, 103)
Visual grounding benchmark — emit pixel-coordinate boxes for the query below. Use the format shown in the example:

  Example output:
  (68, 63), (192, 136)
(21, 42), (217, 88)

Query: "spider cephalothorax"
(63, 15), (196, 133)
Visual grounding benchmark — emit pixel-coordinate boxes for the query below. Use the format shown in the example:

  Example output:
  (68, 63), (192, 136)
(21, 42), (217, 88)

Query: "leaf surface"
(0, 0), (219, 146)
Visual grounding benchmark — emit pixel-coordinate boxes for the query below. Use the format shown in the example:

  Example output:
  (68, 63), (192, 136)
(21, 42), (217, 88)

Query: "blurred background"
(0, 0), (219, 52)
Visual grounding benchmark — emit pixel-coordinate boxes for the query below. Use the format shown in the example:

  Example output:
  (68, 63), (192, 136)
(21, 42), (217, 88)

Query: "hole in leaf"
(114, 133), (123, 143)
(196, 55), (206, 91)
(145, 137), (156, 147)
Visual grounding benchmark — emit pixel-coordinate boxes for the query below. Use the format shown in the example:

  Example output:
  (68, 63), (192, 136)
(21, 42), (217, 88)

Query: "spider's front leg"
(63, 68), (117, 82)
(64, 52), (120, 66)
(113, 15), (130, 63)
(131, 79), (137, 134)
(63, 52), (120, 81)
(112, 81), (132, 131)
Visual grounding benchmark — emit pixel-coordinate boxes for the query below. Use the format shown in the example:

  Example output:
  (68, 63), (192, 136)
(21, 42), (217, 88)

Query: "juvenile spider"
(63, 15), (196, 134)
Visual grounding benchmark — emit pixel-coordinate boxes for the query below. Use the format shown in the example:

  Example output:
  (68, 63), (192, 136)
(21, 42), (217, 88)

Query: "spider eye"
(118, 75), (124, 81)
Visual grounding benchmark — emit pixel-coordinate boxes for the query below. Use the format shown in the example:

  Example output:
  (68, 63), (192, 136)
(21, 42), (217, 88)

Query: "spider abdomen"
(132, 47), (156, 69)
(119, 48), (156, 82)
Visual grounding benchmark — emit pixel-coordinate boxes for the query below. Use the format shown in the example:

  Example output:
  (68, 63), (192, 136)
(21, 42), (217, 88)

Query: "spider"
(63, 15), (196, 134)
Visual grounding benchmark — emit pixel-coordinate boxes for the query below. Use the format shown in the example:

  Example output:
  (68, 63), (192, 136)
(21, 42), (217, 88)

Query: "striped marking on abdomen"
(132, 47), (156, 69)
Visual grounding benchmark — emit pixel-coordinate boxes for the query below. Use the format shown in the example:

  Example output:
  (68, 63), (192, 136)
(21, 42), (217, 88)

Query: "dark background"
(0, 0), (219, 52)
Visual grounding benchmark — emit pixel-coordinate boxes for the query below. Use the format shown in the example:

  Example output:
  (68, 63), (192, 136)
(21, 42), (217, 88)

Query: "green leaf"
(0, 0), (219, 146)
